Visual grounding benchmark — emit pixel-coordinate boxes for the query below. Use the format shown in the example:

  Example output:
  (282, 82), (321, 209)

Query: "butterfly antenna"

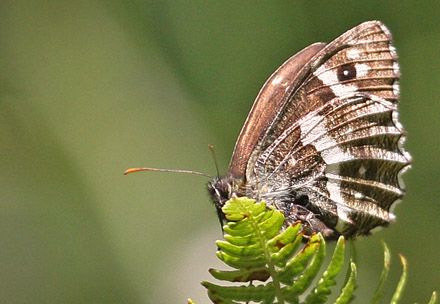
(208, 144), (220, 177)
(124, 167), (212, 178)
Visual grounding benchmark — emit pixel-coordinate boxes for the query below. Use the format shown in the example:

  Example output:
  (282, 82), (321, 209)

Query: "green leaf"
(202, 281), (275, 303)
(284, 233), (327, 299)
(334, 261), (357, 304)
(269, 224), (303, 267)
(278, 234), (321, 285)
(216, 250), (268, 269)
(209, 267), (270, 282)
(428, 291), (437, 304)
(267, 222), (303, 253)
(304, 236), (346, 304)
(216, 240), (263, 258)
(203, 197), (349, 303)
(390, 254), (407, 304)
(371, 241), (391, 304)
(198, 197), (435, 304)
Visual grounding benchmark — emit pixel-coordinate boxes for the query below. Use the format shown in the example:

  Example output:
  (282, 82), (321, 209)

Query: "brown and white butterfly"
(207, 20), (411, 240)
(126, 21), (411, 240)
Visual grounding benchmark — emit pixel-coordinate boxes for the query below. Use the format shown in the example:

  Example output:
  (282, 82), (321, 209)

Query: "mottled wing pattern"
(247, 21), (411, 237)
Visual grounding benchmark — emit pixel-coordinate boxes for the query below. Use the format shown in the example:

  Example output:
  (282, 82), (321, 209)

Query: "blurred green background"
(1, 1), (439, 303)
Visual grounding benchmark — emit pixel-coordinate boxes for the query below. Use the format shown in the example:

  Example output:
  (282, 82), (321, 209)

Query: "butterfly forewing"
(228, 43), (326, 178)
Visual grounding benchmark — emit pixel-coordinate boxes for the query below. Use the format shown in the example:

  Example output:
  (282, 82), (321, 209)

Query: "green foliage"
(371, 242), (391, 304)
(201, 197), (354, 303)
(428, 292), (438, 304)
(390, 255), (407, 304)
(197, 197), (437, 304)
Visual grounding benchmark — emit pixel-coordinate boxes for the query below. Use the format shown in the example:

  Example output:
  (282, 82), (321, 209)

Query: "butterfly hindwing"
(244, 21), (411, 238)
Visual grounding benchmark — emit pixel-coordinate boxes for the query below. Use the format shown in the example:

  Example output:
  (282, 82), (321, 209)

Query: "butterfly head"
(207, 175), (246, 222)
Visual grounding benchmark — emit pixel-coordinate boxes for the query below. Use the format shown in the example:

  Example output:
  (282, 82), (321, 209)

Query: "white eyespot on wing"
(314, 65), (358, 97)
(354, 192), (365, 200)
(358, 165), (367, 175)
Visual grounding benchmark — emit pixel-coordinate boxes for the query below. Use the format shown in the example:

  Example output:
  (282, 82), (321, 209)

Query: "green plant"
(190, 197), (436, 304)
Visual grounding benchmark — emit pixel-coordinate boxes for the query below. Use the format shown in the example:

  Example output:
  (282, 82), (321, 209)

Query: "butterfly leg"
(283, 204), (340, 240)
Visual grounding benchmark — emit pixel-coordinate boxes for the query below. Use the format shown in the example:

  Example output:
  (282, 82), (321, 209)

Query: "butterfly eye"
(337, 63), (357, 81)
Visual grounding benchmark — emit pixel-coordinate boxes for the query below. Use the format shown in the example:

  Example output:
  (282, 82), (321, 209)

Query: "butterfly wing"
(232, 21), (411, 237)
(228, 42), (327, 177)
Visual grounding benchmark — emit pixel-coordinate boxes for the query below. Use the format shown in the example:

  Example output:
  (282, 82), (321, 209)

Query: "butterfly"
(206, 21), (411, 240)
(125, 21), (411, 240)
